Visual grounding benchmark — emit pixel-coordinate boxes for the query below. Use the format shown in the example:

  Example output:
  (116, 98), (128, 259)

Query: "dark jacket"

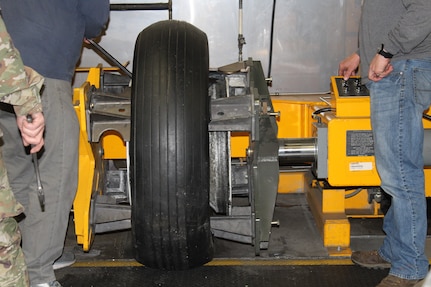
(0, 0), (110, 82)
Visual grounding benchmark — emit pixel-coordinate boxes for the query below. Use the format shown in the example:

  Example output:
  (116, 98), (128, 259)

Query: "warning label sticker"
(346, 130), (374, 156)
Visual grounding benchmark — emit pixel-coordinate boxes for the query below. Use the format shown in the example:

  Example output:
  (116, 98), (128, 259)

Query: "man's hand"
(16, 112), (45, 153)
(368, 54), (393, 82)
(338, 53), (360, 80)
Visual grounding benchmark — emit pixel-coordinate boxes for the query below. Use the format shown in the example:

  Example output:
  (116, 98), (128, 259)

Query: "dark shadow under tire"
(130, 20), (214, 270)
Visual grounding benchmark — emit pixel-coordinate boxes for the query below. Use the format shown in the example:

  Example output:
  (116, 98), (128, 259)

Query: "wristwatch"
(377, 44), (393, 59)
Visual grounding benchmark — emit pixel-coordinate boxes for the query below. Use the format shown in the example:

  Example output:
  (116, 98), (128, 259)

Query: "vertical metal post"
(168, 0), (172, 19)
(238, 0), (246, 62)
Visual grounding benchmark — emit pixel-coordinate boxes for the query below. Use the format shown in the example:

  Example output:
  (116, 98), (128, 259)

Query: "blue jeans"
(367, 59), (431, 280)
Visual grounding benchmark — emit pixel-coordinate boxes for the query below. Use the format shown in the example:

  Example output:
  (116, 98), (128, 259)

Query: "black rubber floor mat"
(56, 265), (388, 287)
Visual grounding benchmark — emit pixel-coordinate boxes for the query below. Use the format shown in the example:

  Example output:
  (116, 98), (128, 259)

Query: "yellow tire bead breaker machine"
(72, 19), (431, 270)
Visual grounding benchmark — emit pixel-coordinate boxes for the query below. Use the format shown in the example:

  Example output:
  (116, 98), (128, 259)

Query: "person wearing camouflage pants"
(0, 16), (45, 287)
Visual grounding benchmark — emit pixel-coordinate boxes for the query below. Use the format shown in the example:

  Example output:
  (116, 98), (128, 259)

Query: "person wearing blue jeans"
(370, 59), (431, 282)
(0, 1), (110, 286)
(339, 1), (431, 286)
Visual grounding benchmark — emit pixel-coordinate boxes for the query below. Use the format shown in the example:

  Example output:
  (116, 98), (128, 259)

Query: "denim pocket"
(413, 66), (431, 110)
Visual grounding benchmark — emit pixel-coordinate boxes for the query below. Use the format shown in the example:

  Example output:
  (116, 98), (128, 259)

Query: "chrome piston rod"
(278, 138), (317, 166)
(278, 131), (431, 167)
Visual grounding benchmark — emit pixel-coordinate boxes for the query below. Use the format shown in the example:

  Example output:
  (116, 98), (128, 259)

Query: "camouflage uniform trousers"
(0, 217), (28, 287)
(0, 145), (29, 287)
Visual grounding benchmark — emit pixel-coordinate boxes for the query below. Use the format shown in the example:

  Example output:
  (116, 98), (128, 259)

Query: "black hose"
(312, 107), (334, 116)
(267, 0), (276, 79)
(423, 113), (431, 121)
(311, 107), (335, 123)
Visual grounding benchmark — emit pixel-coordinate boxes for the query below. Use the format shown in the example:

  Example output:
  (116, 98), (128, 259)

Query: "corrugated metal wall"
(77, 0), (362, 94)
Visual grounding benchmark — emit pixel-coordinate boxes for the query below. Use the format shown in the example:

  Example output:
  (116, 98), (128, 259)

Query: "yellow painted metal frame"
(326, 76), (379, 186)
(326, 117), (380, 187)
(301, 77), (379, 254)
(272, 95), (326, 193)
(73, 66), (131, 251)
(302, 76), (431, 255)
(73, 66), (102, 251)
(305, 178), (352, 256)
(73, 70), (429, 256)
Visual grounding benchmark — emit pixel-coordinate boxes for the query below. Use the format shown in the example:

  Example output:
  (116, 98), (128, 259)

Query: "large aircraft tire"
(130, 20), (213, 270)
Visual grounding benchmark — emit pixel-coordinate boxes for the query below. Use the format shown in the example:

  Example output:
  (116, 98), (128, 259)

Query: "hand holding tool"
(26, 114), (45, 212)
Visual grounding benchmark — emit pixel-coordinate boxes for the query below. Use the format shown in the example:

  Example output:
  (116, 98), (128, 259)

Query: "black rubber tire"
(130, 20), (213, 270)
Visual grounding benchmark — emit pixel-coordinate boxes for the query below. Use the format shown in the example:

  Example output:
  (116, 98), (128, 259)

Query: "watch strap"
(378, 44), (393, 59)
